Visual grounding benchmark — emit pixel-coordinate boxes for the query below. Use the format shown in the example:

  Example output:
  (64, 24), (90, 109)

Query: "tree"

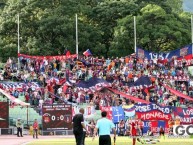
(112, 4), (191, 53)
(0, 0), (192, 61)
(0, 0), (102, 60)
(89, 0), (138, 57)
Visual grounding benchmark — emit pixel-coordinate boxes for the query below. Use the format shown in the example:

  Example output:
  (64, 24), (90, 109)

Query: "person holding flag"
(83, 49), (92, 57)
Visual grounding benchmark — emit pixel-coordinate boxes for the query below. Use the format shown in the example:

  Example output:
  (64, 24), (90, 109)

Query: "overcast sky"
(183, 0), (193, 13)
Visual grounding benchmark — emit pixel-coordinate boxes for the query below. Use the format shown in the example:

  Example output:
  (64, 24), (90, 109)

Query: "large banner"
(173, 107), (193, 124)
(143, 120), (169, 133)
(72, 106), (96, 119)
(100, 107), (113, 120)
(135, 103), (171, 121)
(100, 106), (124, 123)
(163, 84), (193, 101)
(42, 104), (72, 131)
(136, 44), (192, 60)
(18, 53), (77, 60)
(76, 78), (111, 93)
(0, 102), (9, 128)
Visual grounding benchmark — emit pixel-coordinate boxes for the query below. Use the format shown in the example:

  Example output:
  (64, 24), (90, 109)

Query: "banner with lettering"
(143, 121), (170, 133)
(136, 44), (192, 60)
(100, 106), (112, 120)
(135, 103), (172, 121)
(173, 107), (193, 124)
(72, 106), (96, 118)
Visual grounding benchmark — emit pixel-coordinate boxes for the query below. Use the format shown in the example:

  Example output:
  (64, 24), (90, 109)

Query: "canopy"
(0, 89), (30, 106)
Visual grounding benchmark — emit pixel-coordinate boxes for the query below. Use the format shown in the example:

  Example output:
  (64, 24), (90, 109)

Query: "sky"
(183, 0), (193, 13)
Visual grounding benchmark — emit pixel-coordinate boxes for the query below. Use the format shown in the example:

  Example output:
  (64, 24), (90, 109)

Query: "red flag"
(107, 87), (150, 104)
(66, 51), (71, 57)
(163, 84), (193, 101)
(63, 85), (68, 93)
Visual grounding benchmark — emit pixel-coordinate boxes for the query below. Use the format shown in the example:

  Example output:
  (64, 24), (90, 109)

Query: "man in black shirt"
(72, 108), (88, 145)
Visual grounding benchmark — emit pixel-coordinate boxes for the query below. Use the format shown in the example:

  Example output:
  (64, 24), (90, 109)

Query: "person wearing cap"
(93, 111), (116, 145)
(16, 118), (23, 137)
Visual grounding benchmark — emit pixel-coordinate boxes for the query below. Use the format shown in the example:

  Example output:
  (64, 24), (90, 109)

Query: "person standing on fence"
(16, 118), (23, 137)
(33, 119), (39, 139)
(93, 111), (116, 145)
(72, 108), (88, 145)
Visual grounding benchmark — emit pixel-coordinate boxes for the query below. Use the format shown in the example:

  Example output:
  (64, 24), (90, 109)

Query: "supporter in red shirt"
(33, 119), (39, 139)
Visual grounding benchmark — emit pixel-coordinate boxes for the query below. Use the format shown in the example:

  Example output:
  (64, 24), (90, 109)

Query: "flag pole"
(17, 14), (20, 72)
(76, 14), (78, 59)
(134, 16), (137, 53)
(191, 14), (193, 56)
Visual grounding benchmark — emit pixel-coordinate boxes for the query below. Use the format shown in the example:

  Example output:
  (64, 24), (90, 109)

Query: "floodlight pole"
(134, 16), (137, 53)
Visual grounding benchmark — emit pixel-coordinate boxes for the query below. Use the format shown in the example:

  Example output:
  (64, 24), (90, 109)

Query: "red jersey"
(131, 120), (138, 136)
(33, 122), (38, 129)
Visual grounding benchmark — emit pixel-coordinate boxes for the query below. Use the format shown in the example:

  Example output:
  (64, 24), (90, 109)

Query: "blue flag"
(136, 44), (192, 60)
(112, 106), (124, 123)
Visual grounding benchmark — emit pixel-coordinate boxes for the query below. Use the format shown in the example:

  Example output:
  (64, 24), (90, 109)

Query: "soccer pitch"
(27, 137), (193, 145)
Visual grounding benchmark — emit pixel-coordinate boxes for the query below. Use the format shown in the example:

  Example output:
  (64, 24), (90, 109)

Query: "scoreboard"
(42, 104), (72, 131)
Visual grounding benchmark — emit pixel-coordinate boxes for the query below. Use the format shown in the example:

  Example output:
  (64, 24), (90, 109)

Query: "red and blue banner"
(135, 103), (172, 121)
(173, 107), (193, 124)
(163, 84), (193, 101)
(100, 106), (112, 120)
(137, 44), (192, 60)
(136, 110), (171, 121)
(135, 103), (171, 114)
(83, 49), (92, 56)
(143, 120), (169, 133)
(76, 78), (111, 93)
(100, 106), (125, 123)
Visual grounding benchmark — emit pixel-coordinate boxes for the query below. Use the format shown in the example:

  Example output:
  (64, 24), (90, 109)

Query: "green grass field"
(27, 137), (193, 145)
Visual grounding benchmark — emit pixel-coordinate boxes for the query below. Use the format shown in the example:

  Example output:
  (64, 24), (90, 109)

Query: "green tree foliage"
(0, 0), (191, 61)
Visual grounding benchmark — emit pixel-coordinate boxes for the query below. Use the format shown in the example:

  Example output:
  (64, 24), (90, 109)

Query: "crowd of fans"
(0, 53), (193, 109)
